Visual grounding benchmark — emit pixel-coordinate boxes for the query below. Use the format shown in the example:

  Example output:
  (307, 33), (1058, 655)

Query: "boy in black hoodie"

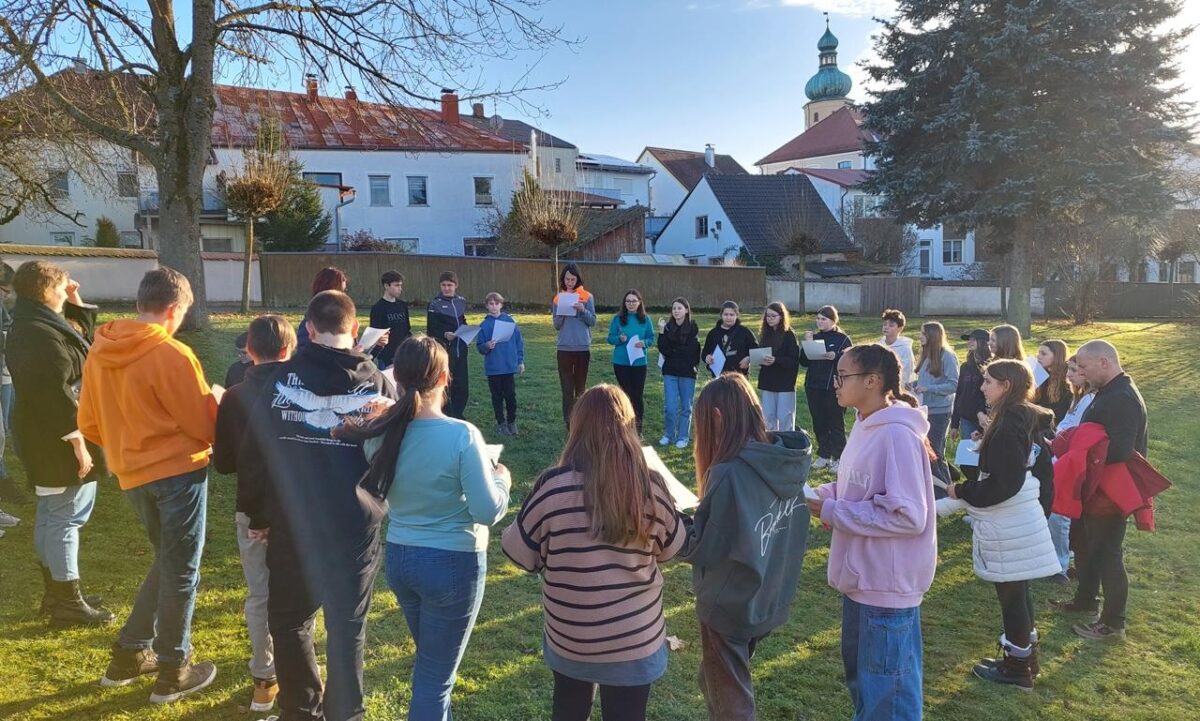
(368, 270), (411, 369)
(240, 292), (396, 721)
(212, 315), (296, 715)
(426, 271), (469, 418)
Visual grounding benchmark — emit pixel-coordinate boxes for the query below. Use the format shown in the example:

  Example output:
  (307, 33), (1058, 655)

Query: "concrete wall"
(921, 283), (1045, 316)
(767, 278), (862, 314)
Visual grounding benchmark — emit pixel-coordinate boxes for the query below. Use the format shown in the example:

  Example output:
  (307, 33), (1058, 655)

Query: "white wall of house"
(576, 167), (652, 208)
(759, 150), (872, 176)
(652, 178), (740, 263)
(636, 151), (689, 217)
(532, 146), (578, 190)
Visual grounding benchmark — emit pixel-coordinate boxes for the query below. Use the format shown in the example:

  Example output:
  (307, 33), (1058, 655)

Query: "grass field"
(0, 309), (1197, 721)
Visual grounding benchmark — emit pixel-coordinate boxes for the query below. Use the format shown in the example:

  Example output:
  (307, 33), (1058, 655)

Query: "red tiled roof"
(211, 85), (526, 153)
(789, 167), (872, 188)
(756, 107), (878, 166)
(641, 147), (748, 190)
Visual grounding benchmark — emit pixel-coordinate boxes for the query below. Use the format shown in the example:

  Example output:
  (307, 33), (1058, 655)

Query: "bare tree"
(500, 169), (581, 285)
(0, 1), (570, 326)
(843, 206), (918, 276)
(766, 194), (822, 314)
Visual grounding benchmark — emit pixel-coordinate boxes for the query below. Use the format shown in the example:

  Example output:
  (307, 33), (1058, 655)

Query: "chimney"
(344, 85), (357, 102)
(71, 57), (88, 73)
(440, 89), (460, 125)
(704, 144), (716, 168)
(472, 102), (486, 118)
(304, 74), (318, 101)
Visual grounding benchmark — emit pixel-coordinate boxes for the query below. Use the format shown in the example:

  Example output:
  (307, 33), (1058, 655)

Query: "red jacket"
(1051, 423), (1170, 531)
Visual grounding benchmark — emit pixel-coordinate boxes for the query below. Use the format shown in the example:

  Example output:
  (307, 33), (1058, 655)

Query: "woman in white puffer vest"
(939, 359), (1059, 691)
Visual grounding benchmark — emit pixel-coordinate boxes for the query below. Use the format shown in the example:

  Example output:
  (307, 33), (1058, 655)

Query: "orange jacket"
(78, 319), (218, 490)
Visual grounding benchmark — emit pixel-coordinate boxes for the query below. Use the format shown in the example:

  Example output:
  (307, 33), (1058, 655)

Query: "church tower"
(803, 15), (853, 129)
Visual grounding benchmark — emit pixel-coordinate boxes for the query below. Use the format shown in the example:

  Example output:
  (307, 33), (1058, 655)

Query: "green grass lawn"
(1, 310), (1197, 721)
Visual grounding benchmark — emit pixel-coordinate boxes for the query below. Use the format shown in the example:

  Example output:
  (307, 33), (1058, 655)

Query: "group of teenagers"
(0, 256), (1165, 721)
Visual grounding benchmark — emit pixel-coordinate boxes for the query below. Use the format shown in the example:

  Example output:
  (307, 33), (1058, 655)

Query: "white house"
(636, 145), (748, 218)
(575, 153), (654, 208)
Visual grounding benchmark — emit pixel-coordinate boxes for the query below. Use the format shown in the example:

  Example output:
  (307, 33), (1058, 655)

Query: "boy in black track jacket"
(368, 270), (411, 370)
(426, 271), (469, 418)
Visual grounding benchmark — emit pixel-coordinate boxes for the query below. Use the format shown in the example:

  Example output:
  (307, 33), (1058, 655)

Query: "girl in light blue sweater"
(914, 321), (959, 488)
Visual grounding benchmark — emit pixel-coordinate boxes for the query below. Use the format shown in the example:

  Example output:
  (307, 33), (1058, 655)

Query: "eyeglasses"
(833, 372), (874, 387)
(625, 299), (640, 304)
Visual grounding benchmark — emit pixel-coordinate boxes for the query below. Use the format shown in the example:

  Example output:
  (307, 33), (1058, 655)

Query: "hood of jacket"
(736, 430), (813, 499)
(884, 335), (914, 350)
(855, 400), (930, 438)
(90, 319), (173, 368)
(289, 341), (383, 396)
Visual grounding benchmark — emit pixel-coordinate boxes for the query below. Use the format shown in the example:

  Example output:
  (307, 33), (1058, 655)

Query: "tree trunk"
(796, 255), (807, 314)
(242, 221), (255, 313)
(1008, 222), (1033, 337)
(156, 160), (211, 329)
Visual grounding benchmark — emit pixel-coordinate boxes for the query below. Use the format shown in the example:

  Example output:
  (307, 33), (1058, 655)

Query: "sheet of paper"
(627, 335), (646, 364)
(555, 293), (579, 316)
(954, 439), (981, 467)
(642, 446), (700, 511)
(709, 346), (726, 377)
(486, 444), (504, 465)
(455, 324), (480, 345)
(490, 320), (516, 344)
(802, 340), (828, 358)
(1028, 356), (1049, 387)
(358, 326), (386, 352)
(748, 347), (772, 367)
(657, 352), (666, 370)
(803, 484), (820, 502)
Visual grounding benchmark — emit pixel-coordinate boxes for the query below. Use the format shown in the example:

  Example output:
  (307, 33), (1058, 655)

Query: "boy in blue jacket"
(476, 292), (525, 436)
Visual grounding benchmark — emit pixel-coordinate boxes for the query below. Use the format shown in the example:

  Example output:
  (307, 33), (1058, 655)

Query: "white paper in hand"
(802, 340), (828, 358)
(803, 484), (820, 502)
(954, 439), (981, 467)
(748, 347), (771, 367)
(486, 444), (504, 465)
(455, 324), (481, 345)
(490, 320), (516, 344)
(657, 352), (666, 371)
(642, 446), (700, 511)
(555, 293), (580, 316)
(358, 326), (386, 352)
(1028, 356), (1049, 387)
(709, 347), (726, 377)
(627, 335), (646, 364)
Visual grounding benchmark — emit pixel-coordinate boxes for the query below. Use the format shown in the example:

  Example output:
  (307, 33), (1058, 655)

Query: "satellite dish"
(488, 114), (504, 132)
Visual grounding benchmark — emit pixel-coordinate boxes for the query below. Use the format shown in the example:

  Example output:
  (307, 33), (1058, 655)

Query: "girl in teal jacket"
(608, 288), (656, 432)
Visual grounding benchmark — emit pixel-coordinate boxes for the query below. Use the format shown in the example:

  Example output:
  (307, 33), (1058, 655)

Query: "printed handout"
(490, 320), (516, 344)
(709, 347), (726, 377)
(627, 335), (646, 364)
(455, 324), (481, 345)
(802, 340), (828, 358)
(555, 293), (580, 316)
(748, 347), (772, 367)
(358, 326), (386, 352)
(642, 446), (700, 511)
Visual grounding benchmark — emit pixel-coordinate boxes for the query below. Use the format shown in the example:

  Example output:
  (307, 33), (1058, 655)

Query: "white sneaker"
(0, 527), (6, 538)
(658, 436), (671, 446)
(0, 509), (20, 528)
(812, 457), (830, 469)
(676, 439), (689, 449)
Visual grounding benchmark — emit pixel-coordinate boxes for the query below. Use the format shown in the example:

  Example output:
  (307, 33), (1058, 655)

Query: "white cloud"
(777, 0), (898, 20)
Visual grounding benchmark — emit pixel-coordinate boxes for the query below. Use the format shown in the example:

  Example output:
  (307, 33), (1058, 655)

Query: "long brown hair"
(335, 335), (447, 497)
(979, 359), (1053, 456)
(1035, 339), (1070, 405)
(990, 324), (1025, 360)
(916, 321), (949, 378)
(561, 385), (664, 545)
(311, 267), (348, 296)
(1066, 354), (1095, 411)
(618, 288), (647, 324)
(759, 301), (792, 349)
(693, 374), (770, 496)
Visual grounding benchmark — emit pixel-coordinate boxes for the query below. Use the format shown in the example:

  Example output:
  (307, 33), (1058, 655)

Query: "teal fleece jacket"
(607, 314), (657, 367)
(679, 431), (813, 638)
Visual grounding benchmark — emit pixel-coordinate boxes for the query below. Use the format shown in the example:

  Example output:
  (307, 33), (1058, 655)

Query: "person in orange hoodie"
(78, 267), (220, 705)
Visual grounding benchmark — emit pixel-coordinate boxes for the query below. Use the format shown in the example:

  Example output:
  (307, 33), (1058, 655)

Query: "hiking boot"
(1073, 621), (1126, 642)
(40, 567), (102, 615)
(973, 651), (1034, 691)
(148, 658), (217, 704)
(100, 644), (159, 687)
(1049, 598), (1099, 617)
(48, 579), (115, 627)
(250, 676), (279, 712)
(0, 476), (29, 505)
(981, 631), (1041, 678)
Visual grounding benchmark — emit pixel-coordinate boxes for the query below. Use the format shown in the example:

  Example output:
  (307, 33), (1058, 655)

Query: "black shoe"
(101, 644), (160, 687)
(40, 567), (102, 615)
(1073, 621), (1127, 642)
(973, 651), (1034, 691)
(149, 659), (217, 704)
(48, 579), (115, 627)
(0, 476), (29, 505)
(495, 422), (511, 437)
(1046, 572), (1071, 587)
(507, 421), (518, 436)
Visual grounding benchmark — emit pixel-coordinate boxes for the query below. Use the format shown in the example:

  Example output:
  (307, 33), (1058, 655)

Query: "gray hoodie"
(916, 348), (959, 414)
(551, 292), (597, 352)
(680, 431), (812, 638)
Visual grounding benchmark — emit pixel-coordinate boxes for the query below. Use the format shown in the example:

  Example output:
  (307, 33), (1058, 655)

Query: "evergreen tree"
(256, 171), (333, 252)
(862, 0), (1193, 333)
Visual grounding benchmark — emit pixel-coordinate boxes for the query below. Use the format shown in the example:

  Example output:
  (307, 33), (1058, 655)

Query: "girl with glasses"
(607, 289), (656, 433)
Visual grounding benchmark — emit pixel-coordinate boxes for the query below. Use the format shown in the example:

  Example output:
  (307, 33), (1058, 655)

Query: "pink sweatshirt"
(817, 402), (938, 608)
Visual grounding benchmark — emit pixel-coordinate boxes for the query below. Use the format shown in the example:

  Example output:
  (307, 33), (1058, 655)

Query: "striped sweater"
(501, 467), (685, 664)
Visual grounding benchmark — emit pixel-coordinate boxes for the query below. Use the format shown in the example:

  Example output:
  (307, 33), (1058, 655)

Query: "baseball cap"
(961, 329), (989, 343)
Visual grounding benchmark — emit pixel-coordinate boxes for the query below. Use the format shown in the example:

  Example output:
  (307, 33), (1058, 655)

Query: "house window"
(463, 237), (496, 257)
(942, 239), (963, 264)
(407, 176), (428, 206)
(384, 237), (419, 253)
(919, 240), (931, 276)
(119, 231), (142, 248)
(117, 171), (139, 198)
(687, 258), (700, 266)
(49, 170), (69, 199)
(695, 215), (709, 239)
(555, 157), (562, 174)
(302, 172), (343, 186)
(203, 237), (233, 253)
(813, 112), (819, 123)
(368, 176), (390, 206)
(1100, 263), (1119, 281)
(1158, 261), (1171, 282)
(51, 231), (75, 246)
(1131, 260), (1148, 282)
(1179, 261), (1196, 284)
(473, 177), (494, 206)
(613, 177), (633, 195)
(837, 160), (853, 169)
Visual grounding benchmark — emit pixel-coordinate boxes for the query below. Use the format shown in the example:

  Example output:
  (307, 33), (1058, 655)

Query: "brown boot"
(972, 638), (1034, 691)
(100, 644), (159, 687)
(148, 658), (217, 704)
(48, 579), (114, 628)
(250, 676), (279, 712)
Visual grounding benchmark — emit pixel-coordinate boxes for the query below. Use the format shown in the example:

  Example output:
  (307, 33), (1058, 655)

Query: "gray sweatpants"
(699, 622), (765, 721)
(759, 390), (796, 432)
(236, 512), (275, 680)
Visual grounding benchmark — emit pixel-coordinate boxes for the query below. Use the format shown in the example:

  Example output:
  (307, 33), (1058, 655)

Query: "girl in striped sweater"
(502, 385), (685, 721)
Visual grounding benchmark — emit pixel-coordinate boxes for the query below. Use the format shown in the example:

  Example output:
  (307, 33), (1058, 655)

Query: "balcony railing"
(138, 190), (228, 217)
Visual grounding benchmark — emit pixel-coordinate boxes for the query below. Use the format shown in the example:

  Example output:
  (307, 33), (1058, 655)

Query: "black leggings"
(551, 671), (651, 721)
(806, 386), (847, 459)
(612, 364), (647, 432)
(994, 580), (1034, 648)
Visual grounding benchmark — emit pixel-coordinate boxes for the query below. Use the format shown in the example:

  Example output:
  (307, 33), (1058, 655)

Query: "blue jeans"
(662, 375), (695, 443)
(1048, 513), (1071, 573)
(841, 597), (923, 721)
(927, 412), (951, 485)
(34, 482), (97, 581)
(0, 382), (11, 476)
(386, 543), (487, 721)
(117, 468), (208, 666)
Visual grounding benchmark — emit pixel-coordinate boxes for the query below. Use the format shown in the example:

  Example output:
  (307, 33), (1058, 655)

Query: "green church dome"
(805, 21), (852, 101)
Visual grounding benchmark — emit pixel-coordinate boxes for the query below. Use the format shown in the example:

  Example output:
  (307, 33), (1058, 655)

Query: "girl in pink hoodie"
(807, 343), (937, 721)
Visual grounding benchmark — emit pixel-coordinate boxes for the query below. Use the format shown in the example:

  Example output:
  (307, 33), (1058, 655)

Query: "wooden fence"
(259, 253), (767, 310)
(1044, 281), (1200, 319)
